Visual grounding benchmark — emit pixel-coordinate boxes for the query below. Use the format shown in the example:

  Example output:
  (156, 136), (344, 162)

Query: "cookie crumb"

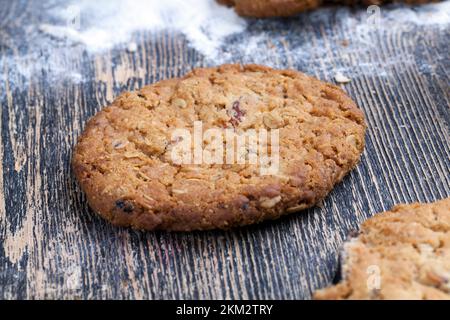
(341, 39), (350, 47)
(334, 72), (351, 84)
(127, 42), (137, 52)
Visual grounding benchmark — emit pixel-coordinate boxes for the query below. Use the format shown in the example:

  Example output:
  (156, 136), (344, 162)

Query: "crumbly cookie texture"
(218, 0), (440, 18)
(314, 197), (450, 300)
(73, 64), (366, 231)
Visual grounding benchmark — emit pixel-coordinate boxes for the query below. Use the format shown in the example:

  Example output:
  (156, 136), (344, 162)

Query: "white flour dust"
(1, 0), (448, 90)
(383, 0), (450, 25)
(40, 0), (450, 61)
(209, 1), (450, 77)
(42, 0), (247, 57)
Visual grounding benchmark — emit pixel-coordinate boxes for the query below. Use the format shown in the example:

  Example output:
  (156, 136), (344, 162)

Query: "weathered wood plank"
(0, 0), (449, 299)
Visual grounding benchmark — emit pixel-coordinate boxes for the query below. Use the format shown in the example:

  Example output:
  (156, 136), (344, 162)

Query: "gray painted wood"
(0, 0), (449, 299)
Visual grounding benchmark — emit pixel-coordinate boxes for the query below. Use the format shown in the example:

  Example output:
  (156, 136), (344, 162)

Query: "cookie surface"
(73, 64), (365, 231)
(314, 197), (450, 300)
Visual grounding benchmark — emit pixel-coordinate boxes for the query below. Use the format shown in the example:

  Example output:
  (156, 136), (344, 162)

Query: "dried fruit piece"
(228, 100), (246, 127)
(115, 200), (134, 213)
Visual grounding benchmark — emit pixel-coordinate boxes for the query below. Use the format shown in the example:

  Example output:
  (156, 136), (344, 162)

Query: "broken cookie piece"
(314, 197), (450, 300)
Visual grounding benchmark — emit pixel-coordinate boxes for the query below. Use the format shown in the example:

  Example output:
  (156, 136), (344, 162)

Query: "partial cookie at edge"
(314, 197), (450, 300)
(218, 0), (441, 18)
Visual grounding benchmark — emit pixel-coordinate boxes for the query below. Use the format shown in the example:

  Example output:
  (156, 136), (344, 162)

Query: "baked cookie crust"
(314, 197), (450, 300)
(73, 64), (366, 231)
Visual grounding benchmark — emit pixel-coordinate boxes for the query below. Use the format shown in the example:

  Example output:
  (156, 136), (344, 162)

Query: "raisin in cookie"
(73, 64), (366, 231)
(314, 197), (450, 300)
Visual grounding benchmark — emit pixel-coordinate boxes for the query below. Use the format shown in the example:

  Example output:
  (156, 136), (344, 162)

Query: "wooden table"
(0, 0), (449, 299)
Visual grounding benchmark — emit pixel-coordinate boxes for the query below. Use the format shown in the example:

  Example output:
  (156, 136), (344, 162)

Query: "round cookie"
(73, 64), (366, 231)
(314, 197), (450, 300)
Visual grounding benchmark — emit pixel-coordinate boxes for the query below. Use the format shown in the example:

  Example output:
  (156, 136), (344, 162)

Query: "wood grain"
(0, 0), (449, 299)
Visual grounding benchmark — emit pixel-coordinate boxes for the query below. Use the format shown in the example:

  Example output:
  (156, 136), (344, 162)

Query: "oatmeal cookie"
(73, 64), (366, 231)
(314, 197), (450, 300)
